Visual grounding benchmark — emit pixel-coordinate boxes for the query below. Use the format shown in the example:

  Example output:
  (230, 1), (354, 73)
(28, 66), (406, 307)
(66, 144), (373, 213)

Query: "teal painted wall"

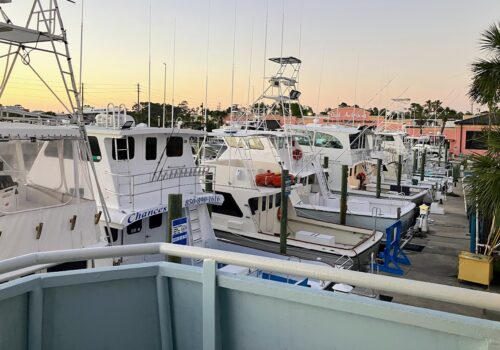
(0, 262), (498, 350)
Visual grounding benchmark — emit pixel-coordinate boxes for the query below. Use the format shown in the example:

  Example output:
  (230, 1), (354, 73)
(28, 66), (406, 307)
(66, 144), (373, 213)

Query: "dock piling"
(420, 151), (426, 182)
(340, 165), (348, 225)
(376, 159), (382, 199)
(167, 193), (183, 263)
(280, 169), (289, 255)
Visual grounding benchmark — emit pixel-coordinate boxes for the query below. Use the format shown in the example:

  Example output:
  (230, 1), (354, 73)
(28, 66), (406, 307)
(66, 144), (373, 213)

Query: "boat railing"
(0, 106), (69, 125)
(1, 243), (499, 313)
(103, 165), (216, 211)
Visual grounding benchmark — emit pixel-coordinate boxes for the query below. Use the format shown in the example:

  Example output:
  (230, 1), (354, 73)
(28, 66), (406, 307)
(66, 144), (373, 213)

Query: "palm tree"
(410, 103), (425, 134)
(469, 22), (500, 125)
(464, 128), (500, 236)
(466, 23), (500, 253)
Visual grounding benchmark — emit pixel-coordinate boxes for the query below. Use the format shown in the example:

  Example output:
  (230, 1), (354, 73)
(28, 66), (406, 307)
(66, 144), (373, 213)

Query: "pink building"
(406, 114), (496, 156)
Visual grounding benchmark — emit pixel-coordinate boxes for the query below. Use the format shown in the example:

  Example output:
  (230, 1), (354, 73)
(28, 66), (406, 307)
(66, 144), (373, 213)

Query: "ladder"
(312, 157), (330, 198)
(187, 207), (203, 248)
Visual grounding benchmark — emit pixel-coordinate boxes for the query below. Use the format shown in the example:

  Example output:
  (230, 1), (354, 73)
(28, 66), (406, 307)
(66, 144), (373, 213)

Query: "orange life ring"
(292, 148), (303, 161)
(277, 207), (282, 221)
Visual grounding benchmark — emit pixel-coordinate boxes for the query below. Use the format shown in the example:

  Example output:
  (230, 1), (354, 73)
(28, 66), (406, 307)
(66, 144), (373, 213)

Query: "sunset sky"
(1, 0), (499, 114)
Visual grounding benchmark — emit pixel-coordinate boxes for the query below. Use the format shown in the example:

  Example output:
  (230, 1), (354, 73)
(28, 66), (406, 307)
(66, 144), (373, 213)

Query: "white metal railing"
(0, 243), (499, 313)
(103, 166), (216, 210)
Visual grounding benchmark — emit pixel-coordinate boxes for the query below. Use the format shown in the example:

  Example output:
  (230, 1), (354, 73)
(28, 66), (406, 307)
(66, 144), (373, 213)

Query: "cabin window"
(226, 137), (245, 148)
(465, 131), (488, 150)
(127, 219), (142, 234)
(262, 196), (267, 211)
(88, 136), (102, 162)
(248, 198), (259, 215)
(270, 137), (284, 149)
(44, 139), (74, 159)
(166, 137), (184, 157)
(275, 193), (281, 208)
(314, 132), (343, 149)
(295, 132), (314, 146)
(105, 227), (119, 242)
(149, 213), (163, 229)
(212, 191), (243, 217)
(308, 174), (316, 185)
(248, 137), (264, 150)
(269, 195), (274, 209)
(112, 137), (135, 160)
(382, 135), (395, 142)
(145, 137), (157, 160)
(349, 133), (366, 149)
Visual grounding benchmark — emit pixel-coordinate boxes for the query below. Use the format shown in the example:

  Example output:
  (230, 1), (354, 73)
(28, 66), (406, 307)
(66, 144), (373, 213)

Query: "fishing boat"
(205, 128), (383, 270)
(288, 123), (429, 206)
(85, 106), (336, 288)
(223, 56), (416, 234)
(0, 120), (109, 280)
(0, 0), (112, 279)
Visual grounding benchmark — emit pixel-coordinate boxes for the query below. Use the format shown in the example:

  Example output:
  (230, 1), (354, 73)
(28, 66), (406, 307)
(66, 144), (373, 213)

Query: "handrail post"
(202, 259), (219, 350)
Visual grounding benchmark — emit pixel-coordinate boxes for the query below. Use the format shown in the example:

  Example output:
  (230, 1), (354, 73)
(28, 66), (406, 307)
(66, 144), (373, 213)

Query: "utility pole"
(136, 83), (141, 114)
(162, 62), (167, 128)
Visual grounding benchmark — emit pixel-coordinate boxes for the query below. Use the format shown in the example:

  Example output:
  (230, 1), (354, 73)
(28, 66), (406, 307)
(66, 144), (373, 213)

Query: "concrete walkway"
(385, 183), (500, 320)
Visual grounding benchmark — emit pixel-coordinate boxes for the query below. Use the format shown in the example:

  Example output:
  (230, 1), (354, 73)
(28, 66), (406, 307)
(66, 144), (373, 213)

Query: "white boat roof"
(376, 130), (406, 136)
(210, 128), (283, 137)
(286, 124), (361, 134)
(86, 126), (206, 137)
(0, 122), (81, 139)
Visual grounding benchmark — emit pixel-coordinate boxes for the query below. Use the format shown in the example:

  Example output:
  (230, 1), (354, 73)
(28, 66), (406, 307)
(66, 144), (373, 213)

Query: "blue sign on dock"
(172, 217), (188, 245)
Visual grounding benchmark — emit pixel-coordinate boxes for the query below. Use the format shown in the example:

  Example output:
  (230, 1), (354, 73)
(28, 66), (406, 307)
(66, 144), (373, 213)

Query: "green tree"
(410, 103), (425, 134)
(469, 22), (500, 125)
(464, 128), (500, 235)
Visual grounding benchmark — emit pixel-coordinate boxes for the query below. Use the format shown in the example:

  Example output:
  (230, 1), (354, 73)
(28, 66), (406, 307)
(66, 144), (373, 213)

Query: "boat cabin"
(86, 109), (221, 263)
(0, 122), (106, 271)
(287, 124), (373, 191)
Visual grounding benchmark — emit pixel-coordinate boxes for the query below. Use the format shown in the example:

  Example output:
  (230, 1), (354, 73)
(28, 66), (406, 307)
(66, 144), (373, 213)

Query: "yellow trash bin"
(458, 251), (493, 286)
